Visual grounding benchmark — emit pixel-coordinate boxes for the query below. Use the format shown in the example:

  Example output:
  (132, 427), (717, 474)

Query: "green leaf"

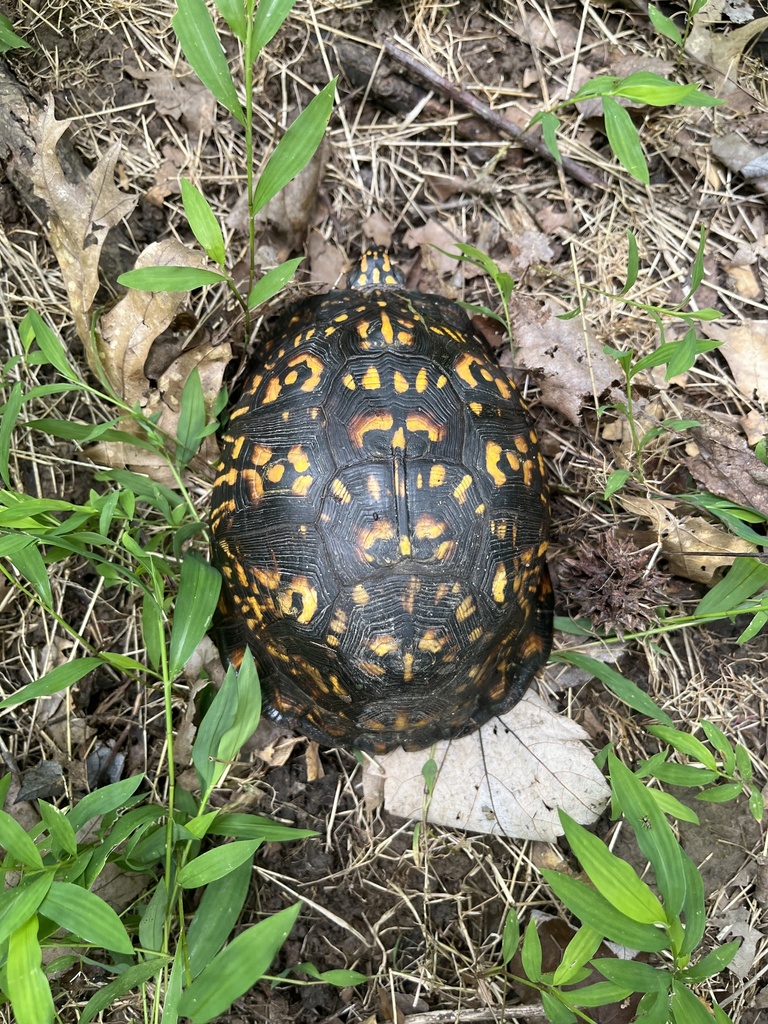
(749, 788), (764, 822)
(0, 380), (23, 487)
(172, 0), (245, 123)
(696, 783), (743, 803)
(613, 72), (721, 108)
(560, 812), (666, 924)
(78, 957), (167, 1024)
(601, 95), (649, 184)
(592, 956), (670, 992)
(118, 266), (227, 291)
(213, 0), (247, 40)
(696, 557), (768, 617)
(7, 916), (54, 1024)
(193, 648), (261, 795)
(0, 657), (100, 710)
(177, 839), (261, 888)
(735, 742), (754, 784)
(293, 962), (367, 986)
(648, 787), (700, 825)
(252, 0), (298, 57)
(681, 940), (740, 983)
(501, 907), (520, 964)
(253, 78), (336, 212)
(178, 902), (302, 1022)
(537, 111), (562, 161)
(540, 991), (577, 1024)
(8, 540), (52, 605)
(647, 726), (717, 770)
(186, 855), (252, 978)
(679, 848), (706, 957)
(169, 550), (221, 678)
(521, 919), (542, 981)
(20, 309), (79, 382)
(670, 978), (720, 1022)
(37, 800), (77, 857)
(568, 981), (635, 1008)
(609, 755), (686, 918)
(552, 651), (674, 726)
(604, 468), (631, 498)
(552, 925), (602, 985)
(176, 367), (207, 467)
(0, 808), (44, 868)
(542, 869), (669, 952)
(181, 178), (227, 265)
(40, 881), (134, 954)
(247, 257), (304, 309)
(208, 811), (316, 842)
(138, 878), (167, 953)
(0, 872), (54, 947)
(647, 4), (682, 45)
(699, 720), (735, 772)
(649, 762), (718, 787)
(0, 13), (31, 51)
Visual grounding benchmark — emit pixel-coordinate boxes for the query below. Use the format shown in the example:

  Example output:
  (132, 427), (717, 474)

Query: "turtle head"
(347, 250), (406, 291)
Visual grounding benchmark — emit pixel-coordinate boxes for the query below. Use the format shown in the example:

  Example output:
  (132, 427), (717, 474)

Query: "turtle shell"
(210, 250), (552, 753)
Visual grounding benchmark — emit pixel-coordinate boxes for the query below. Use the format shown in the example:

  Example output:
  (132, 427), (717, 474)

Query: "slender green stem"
(244, 6), (256, 341)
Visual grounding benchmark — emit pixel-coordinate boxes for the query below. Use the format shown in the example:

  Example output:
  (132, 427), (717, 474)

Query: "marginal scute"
(210, 249), (552, 753)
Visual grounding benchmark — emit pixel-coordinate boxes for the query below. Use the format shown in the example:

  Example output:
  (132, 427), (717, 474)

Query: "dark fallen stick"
(384, 42), (604, 190)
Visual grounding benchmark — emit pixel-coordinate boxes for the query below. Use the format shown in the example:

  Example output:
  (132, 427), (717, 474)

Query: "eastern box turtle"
(210, 251), (552, 753)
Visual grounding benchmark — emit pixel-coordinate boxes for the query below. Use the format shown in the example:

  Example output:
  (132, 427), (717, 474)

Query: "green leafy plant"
(118, 0), (336, 340)
(0, 1), (349, 1021)
(501, 755), (740, 1023)
(648, 0), (709, 55)
(529, 71), (722, 185)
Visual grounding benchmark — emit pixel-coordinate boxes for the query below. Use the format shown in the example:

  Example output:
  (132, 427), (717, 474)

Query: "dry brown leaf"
(362, 211), (394, 247)
(126, 67), (216, 137)
(685, 414), (768, 516)
(89, 239), (231, 484)
(741, 409), (768, 446)
(620, 496), (755, 583)
(364, 692), (610, 841)
(705, 320), (768, 405)
(510, 294), (620, 423)
(686, 16), (768, 106)
(27, 98), (137, 346)
(711, 133), (768, 195)
(402, 219), (460, 277)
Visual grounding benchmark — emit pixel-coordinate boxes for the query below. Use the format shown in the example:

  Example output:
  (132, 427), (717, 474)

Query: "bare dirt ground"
(1, 1), (768, 1022)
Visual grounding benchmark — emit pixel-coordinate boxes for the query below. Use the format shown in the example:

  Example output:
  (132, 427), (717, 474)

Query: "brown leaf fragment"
(711, 132), (768, 194)
(620, 496), (756, 583)
(89, 239), (231, 485)
(27, 98), (137, 345)
(402, 219), (460, 277)
(685, 413), (768, 517)
(509, 294), (620, 423)
(704, 319), (768, 404)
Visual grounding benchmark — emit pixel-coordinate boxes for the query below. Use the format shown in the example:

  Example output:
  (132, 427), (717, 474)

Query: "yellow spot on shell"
(402, 652), (414, 682)
(429, 465), (445, 488)
(350, 412), (394, 448)
(291, 475), (313, 496)
(399, 535), (412, 556)
(418, 631), (445, 654)
(252, 444), (272, 467)
(468, 625), (484, 643)
(284, 370), (298, 385)
(367, 475), (382, 502)
(353, 584), (370, 605)
(266, 463), (285, 483)
(456, 595), (476, 623)
(262, 377), (282, 404)
(363, 519), (395, 551)
(453, 473), (473, 503)
(231, 436), (245, 460)
(486, 441), (507, 485)
(406, 412), (445, 442)
(492, 563), (507, 604)
(392, 427), (406, 449)
(362, 365), (381, 390)
(394, 371), (409, 393)
(343, 373), (356, 390)
(415, 367), (428, 392)
(288, 445), (310, 472)
(414, 515), (444, 540)
(437, 374), (448, 388)
(494, 375), (512, 399)
(514, 435), (529, 454)
(331, 479), (352, 503)
(380, 312), (394, 344)
(371, 635), (399, 657)
(506, 451), (521, 472)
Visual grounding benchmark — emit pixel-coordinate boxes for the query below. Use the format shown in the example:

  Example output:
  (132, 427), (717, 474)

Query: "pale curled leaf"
(91, 239), (231, 484)
(27, 98), (137, 347)
(367, 692), (610, 841)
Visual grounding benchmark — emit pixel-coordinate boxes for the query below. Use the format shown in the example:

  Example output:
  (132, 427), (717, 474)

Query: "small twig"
(402, 1005), (547, 1023)
(384, 42), (603, 190)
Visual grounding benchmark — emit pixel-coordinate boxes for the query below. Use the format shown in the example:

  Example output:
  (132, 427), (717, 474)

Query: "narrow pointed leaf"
(253, 79), (336, 212)
(602, 95), (649, 184)
(7, 915), (54, 1024)
(0, 657), (100, 710)
(172, 0), (244, 123)
(177, 839), (261, 888)
(247, 257), (303, 309)
(169, 550), (221, 678)
(187, 855), (252, 977)
(181, 179), (226, 265)
(40, 881), (134, 954)
(118, 266), (227, 291)
(252, 0), (298, 56)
